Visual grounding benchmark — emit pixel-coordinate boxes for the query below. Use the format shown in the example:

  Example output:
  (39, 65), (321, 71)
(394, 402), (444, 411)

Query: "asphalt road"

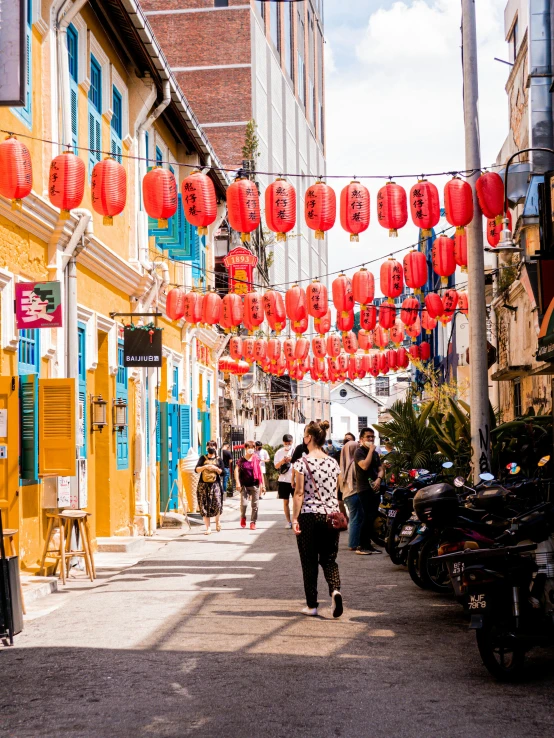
(1, 494), (553, 738)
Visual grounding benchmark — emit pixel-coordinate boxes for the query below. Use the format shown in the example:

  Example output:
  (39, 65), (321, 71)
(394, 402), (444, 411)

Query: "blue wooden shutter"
(179, 405), (191, 458)
(20, 374), (38, 480)
(67, 25), (79, 152)
(111, 86), (123, 163)
(78, 324), (87, 458)
(116, 342), (129, 469)
(88, 56), (102, 175)
(15, 9), (32, 127)
(155, 400), (161, 463)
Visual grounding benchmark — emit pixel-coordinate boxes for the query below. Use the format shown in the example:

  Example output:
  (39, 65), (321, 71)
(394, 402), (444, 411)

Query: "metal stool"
(39, 511), (95, 584)
(1, 528), (25, 615)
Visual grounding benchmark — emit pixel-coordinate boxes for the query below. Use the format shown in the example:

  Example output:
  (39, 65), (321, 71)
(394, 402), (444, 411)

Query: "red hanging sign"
(223, 246), (258, 295)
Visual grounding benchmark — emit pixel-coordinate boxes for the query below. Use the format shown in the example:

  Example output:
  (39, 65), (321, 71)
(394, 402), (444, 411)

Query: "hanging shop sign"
(123, 325), (163, 367)
(15, 281), (63, 329)
(537, 297), (554, 362)
(223, 246), (258, 294)
(0, 0), (26, 106)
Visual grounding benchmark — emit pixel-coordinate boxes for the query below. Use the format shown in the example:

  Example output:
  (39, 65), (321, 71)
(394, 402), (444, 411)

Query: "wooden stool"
(1, 528), (26, 615)
(39, 511), (95, 584)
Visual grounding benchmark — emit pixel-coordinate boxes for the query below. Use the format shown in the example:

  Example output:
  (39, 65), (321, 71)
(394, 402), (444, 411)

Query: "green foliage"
(427, 397), (471, 475)
(262, 443), (280, 490)
(242, 120), (260, 163)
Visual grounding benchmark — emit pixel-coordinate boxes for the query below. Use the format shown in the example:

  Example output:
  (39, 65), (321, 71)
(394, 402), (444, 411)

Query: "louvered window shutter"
(38, 379), (76, 477)
(20, 374), (38, 480)
(156, 400), (161, 463)
(179, 405), (191, 458)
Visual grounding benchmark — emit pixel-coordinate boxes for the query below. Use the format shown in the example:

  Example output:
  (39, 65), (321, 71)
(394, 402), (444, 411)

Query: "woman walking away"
(292, 421), (344, 618)
(235, 441), (265, 530)
(195, 444), (224, 535)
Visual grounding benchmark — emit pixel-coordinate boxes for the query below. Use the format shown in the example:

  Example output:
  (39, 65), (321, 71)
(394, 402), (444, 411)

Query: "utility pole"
(461, 0), (492, 474)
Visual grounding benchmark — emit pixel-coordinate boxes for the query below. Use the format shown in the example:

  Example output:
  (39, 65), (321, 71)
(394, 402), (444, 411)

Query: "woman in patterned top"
(292, 420), (343, 618)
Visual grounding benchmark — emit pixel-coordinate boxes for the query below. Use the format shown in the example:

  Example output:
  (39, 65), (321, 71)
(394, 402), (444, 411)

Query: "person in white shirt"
(273, 434), (294, 528)
(255, 441), (270, 497)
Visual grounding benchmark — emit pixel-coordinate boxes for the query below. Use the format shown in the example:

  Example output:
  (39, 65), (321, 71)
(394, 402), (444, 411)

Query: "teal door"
(160, 402), (180, 511)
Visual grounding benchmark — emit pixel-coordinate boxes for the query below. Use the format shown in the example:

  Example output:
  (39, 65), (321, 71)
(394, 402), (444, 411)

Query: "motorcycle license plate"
(401, 524), (415, 536)
(468, 593), (488, 611)
(388, 509), (397, 518)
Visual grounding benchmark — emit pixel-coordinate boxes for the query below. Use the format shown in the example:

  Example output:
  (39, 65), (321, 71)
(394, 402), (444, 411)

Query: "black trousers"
(296, 513), (341, 608)
(359, 489), (380, 549)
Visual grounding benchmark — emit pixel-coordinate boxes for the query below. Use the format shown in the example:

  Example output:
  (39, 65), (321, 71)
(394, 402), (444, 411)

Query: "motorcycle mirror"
(506, 462), (519, 474)
(538, 455), (551, 467)
(509, 465), (521, 475)
(454, 476), (466, 488)
(479, 472), (495, 482)
(442, 461), (454, 469)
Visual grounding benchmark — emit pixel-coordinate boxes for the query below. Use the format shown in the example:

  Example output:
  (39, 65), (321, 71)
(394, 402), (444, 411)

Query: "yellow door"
(0, 376), (20, 534)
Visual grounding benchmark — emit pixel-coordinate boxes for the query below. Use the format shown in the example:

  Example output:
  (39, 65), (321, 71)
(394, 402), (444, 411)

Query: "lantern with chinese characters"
(410, 179), (440, 236)
(236, 360), (250, 377)
(201, 291), (222, 326)
(476, 171), (504, 221)
(458, 291), (469, 315)
(265, 178), (296, 241)
(355, 354), (365, 379)
(348, 356), (358, 381)
(352, 268), (375, 308)
(432, 235), (456, 285)
(263, 290), (286, 334)
(487, 210), (512, 248)
(312, 336), (327, 358)
(374, 325), (389, 351)
(283, 338), (295, 365)
(397, 347), (409, 369)
(340, 180), (370, 241)
(444, 176), (473, 234)
(286, 284), (307, 331)
(454, 231), (468, 272)
(275, 354), (287, 376)
(242, 337), (256, 363)
(313, 357), (326, 378)
(336, 353), (348, 374)
(91, 157), (126, 225)
(425, 292), (444, 319)
(267, 338), (282, 365)
(294, 316), (309, 337)
(379, 302), (396, 330)
(222, 292), (243, 330)
(336, 311), (354, 333)
(379, 353), (389, 375)
(0, 135), (32, 208)
(376, 181), (408, 236)
(259, 356), (271, 373)
(401, 296), (420, 327)
(229, 336), (243, 361)
(442, 289), (458, 324)
(304, 180), (336, 239)
(360, 305), (377, 331)
(48, 151), (85, 219)
(405, 316), (421, 341)
(419, 341), (431, 362)
(358, 330), (372, 353)
(403, 250), (428, 295)
(380, 258), (404, 302)
(243, 291), (264, 333)
(143, 167), (178, 228)
(181, 171), (217, 234)
(317, 308), (332, 336)
(386, 349), (398, 373)
(332, 273), (354, 316)
(390, 321), (405, 346)
(306, 280), (328, 319)
(369, 352), (380, 377)
(421, 309), (438, 334)
(342, 331), (358, 355)
(227, 177), (260, 241)
(295, 337), (310, 362)
(166, 287), (186, 321)
(183, 291), (203, 325)
(327, 334), (341, 358)
(409, 345), (421, 362)
(254, 338), (267, 361)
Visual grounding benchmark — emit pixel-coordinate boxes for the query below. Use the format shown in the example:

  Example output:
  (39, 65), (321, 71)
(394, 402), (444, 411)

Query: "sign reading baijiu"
(15, 281), (63, 329)
(123, 326), (162, 367)
(223, 246), (258, 294)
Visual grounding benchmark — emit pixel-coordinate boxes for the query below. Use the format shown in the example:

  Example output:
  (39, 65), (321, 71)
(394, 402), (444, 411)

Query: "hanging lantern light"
(227, 176), (260, 242)
(360, 305), (377, 332)
(425, 292), (444, 320)
(294, 317), (309, 337)
(366, 352), (378, 377)
(336, 353), (349, 374)
(421, 309), (438, 334)
(304, 180), (336, 239)
(374, 325), (389, 351)
(283, 338), (295, 365)
(487, 210), (512, 248)
(403, 250), (428, 295)
(236, 360), (251, 377)
(317, 308), (332, 336)
(348, 356), (358, 381)
(336, 311), (354, 333)
(386, 349), (398, 373)
(340, 180), (370, 241)
(432, 235), (456, 285)
(242, 337), (256, 363)
(405, 316), (422, 341)
(275, 354), (287, 376)
(390, 320), (405, 346)
(419, 341), (431, 362)
(166, 287), (186, 321)
(458, 291), (469, 315)
(454, 231), (468, 272)
(143, 167), (178, 228)
(285, 284), (308, 332)
(327, 334), (341, 358)
(295, 337), (310, 362)
(442, 289), (459, 323)
(476, 171), (504, 222)
(355, 354), (365, 379)
(181, 171), (217, 235)
(263, 290), (287, 334)
(358, 330), (372, 353)
(265, 178), (296, 241)
(379, 303), (396, 330)
(312, 336), (327, 358)
(397, 347), (409, 369)
(0, 135), (32, 208)
(378, 353), (389, 375)
(267, 338), (282, 365)
(408, 345), (421, 362)
(444, 176), (473, 234)
(183, 291), (203, 326)
(352, 268), (375, 309)
(376, 181), (408, 237)
(332, 273), (354, 316)
(306, 280), (328, 320)
(313, 357), (326, 378)
(342, 331), (358, 355)
(91, 157), (126, 225)
(48, 151), (85, 219)
(380, 258), (404, 303)
(222, 292), (243, 330)
(201, 291), (222, 326)
(229, 336), (243, 361)
(401, 296), (420, 327)
(218, 356), (233, 375)
(243, 291), (264, 334)
(409, 179), (440, 237)
(361, 353), (372, 375)
(254, 338), (267, 361)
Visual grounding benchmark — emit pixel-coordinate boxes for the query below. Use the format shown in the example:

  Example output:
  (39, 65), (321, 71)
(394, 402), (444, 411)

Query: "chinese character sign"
(223, 246), (258, 294)
(15, 281), (63, 329)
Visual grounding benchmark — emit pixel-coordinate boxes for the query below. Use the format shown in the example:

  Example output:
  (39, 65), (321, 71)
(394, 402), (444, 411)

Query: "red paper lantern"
(458, 292), (469, 315)
(336, 354), (348, 373)
(183, 291), (203, 325)
(352, 268), (375, 308)
(316, 308), (332, 336)
(166, 287), (186, 321)
(368, 352), (380, 377)
(0, 135), (32, 207)
(476, 171), (504, 221)
(340, 181), (370, 241)
(444, 176), (473, 234)
(91, 157), (126, 225)
(408, 345), (421, 362)
(327, 335), (341, 358)
(380, 258), (404, 302)
(242, 337), (256, 362)
(227, 177), (260, 242)
(236, 360), (250, 377)
(267, 338), (282, 364)
(286, 284), (308, 330)
(421, 309), (438, 334)
(275, 354), (287, 376)
(332, 274), (354, 316)
(386, 349), (398, 372)
(254, 338), (267, 361)
(390, 321), (405, 346)
(405, 316), (421, 341)
(294, 317), (309, 337)
(283, 338), (295, 363)
(397, 347), (409, 369)
(305, 180), (336, 239)
(425, 292), (444, 319)
(410, 179), (440, 236)
(376, 181), (408, 237)
(265, 178), (296, 241)
(243, 291), (264, 333)
(181, 171), (217, 234)
(336, 311), (354, 333)
(358, 330), (372, 353)
(201, 291), (222, 326)
(487, 210), (512, 248)
(454, 232), (468, 272)
(219, 356), (233, 374)
(378, 353), (389, 375)
(306, 280), (328, 319)
(230, 336), (243, 361)
(401, 296), (420, 327)
(379, 302), (396, 330)
(263, 290), (286, 334)
(143, 167), (178, 228)
(348, 356), (358, 381)
(222, 292), (243, 330)
(360, 305), (377, 331)
(403, 250), (428, 294)
(342, 331), (358, 355)
(295, 338), (310, 361)
(48, 151), (85, 219)
(442, 289), (458, 323)
(312, 336), (327, 358)
(419, 341), (431, 361)
(374, 325), (389, 350)
(432, 235), (456, 285)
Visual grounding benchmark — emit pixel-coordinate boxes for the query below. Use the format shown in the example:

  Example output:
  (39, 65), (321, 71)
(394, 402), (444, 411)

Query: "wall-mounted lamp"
(113, 398), (128, 432)
(91, 395), (108, 432)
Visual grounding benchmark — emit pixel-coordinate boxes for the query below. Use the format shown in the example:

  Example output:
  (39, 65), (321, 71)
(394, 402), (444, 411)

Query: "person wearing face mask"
(273, 434), (295, 528)
(235, 441), (265, 530)
(195, 443), (224, 535)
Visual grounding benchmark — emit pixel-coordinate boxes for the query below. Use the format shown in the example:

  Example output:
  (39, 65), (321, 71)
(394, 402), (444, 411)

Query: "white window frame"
(88, 30), (112, 122)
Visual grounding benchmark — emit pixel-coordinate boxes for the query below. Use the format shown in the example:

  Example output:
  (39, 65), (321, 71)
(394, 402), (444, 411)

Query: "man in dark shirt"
(221, 443), (232, 496)
(354, 427), (385, 555)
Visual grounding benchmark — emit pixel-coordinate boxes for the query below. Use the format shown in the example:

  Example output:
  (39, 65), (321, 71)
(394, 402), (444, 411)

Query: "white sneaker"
(286, 522), (292, 529)
(331, 590), (343, 619)
(301, 606), (318, 617)
(204, 529), (211, 536)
